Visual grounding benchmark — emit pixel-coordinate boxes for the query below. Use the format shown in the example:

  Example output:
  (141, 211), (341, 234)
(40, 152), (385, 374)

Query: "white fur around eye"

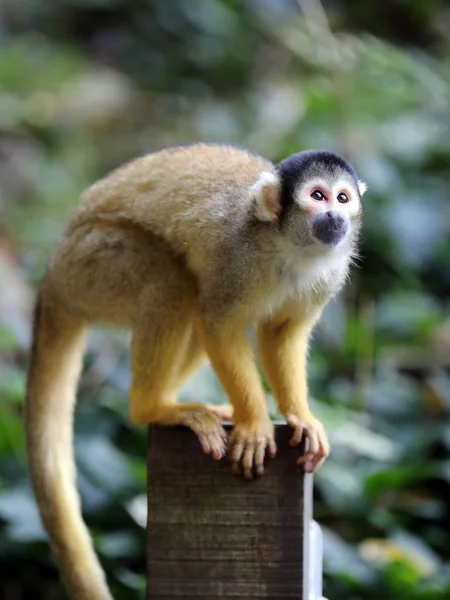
(251, 171), (281, 222)
(358, 180), (368, 196)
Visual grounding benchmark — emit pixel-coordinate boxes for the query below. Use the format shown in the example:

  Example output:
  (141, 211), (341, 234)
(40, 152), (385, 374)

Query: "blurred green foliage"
(0, 0), (449, 598)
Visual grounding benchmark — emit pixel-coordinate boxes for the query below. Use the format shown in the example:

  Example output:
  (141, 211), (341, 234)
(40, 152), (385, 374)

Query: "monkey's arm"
(196, 316), (276, 479)
(256, 308), (330, 472)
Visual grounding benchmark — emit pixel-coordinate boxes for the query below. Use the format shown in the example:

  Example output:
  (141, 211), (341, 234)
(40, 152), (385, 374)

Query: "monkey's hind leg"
(129, 303), (228, 460)
(177, 328), (234, 423)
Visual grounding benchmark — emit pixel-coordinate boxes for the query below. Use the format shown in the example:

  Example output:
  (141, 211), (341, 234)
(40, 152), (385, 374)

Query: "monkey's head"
(252, 150), (366, 253)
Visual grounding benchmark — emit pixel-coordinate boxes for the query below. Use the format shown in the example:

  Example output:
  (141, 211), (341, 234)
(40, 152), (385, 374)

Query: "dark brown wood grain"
(146, 424), (311, 600)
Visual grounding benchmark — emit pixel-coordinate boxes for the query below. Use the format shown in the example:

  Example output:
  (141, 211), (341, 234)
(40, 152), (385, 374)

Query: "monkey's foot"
(285, 413), (330, 473)
(228, 419), (277, 479)
(177, 405), (228, 461)
(205, 403), (234, 422)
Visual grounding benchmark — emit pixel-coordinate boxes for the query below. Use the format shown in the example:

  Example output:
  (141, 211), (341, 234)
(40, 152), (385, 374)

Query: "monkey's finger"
(286, 414), (304, 447)
(306, 427), (320, 456)
(321, 434), (331, 457)
(210, 431), (227, 460)
(254, 441), (266, 477)
(289, 425), (304, 447)
(212, 448), (225, 461)
(298, 450), (317, 473)
(299, 430), (329, 472)
(217, 428), (229, 447)
(232, 462), (241, 476)
(208, 415), (228, 453)
(210, 436), (226, 460)
(213, 437), (227, 455)
(309, 451), (326, 471)
(267, 437), (277, 458)
(297, 451), (315, 470)
(210, 423), (227, 444)
(230, 439), (244, 465)
(196, 432), (212, 455)
(242, 444), (256, 480)
(209, 431), (227, 460)
(302, 449), (324, 473)
(189, 419), (211, 440)
(297, 429), (319, 472)
(309, 438), (330, 471)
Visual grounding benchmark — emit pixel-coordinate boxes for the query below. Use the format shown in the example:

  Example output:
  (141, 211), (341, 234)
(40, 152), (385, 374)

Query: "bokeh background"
(1, 0), (450, 598)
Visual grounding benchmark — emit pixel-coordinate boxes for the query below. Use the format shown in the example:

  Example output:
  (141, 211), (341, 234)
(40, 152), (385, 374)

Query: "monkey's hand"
(229, 418), (277, 479)
(286, 413), (330, 473)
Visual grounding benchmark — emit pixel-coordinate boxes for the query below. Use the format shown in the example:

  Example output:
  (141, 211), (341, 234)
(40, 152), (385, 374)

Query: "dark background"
(1, 1), (450, 598)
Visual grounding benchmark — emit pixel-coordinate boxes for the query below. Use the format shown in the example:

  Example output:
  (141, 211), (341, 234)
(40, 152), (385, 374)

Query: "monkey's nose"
(326, 210), (346, 226)
(312, 211), (349, 245)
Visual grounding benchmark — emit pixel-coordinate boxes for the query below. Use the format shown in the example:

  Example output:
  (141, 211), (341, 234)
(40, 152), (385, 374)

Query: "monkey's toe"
(180, 407), (228, 460)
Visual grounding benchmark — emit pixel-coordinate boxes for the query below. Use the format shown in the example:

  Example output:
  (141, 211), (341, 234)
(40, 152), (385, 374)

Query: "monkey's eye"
(311, 190), (325, 201)
(337, 192), (349, 203)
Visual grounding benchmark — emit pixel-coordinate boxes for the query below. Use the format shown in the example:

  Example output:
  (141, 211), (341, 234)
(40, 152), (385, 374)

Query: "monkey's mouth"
(311, 212), (349, 246)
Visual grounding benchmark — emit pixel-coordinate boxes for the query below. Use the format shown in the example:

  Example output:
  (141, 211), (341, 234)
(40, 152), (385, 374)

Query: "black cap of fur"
(276, 150), (360, 218)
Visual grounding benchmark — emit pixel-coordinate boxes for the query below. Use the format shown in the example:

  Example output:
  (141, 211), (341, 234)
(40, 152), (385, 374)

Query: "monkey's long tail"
(25, 291), (113, 600)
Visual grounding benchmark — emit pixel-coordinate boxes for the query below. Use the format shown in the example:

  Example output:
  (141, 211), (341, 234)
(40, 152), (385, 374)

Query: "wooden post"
(146, 424), (312, 600)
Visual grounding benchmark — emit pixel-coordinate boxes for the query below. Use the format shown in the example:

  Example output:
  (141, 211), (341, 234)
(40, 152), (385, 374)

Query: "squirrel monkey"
(26, 144), (365, 599)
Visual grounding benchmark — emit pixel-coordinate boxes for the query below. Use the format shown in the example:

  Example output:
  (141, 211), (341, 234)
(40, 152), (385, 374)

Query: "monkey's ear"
(358, 180), (368, 196)
(251, 172), (282, 222)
